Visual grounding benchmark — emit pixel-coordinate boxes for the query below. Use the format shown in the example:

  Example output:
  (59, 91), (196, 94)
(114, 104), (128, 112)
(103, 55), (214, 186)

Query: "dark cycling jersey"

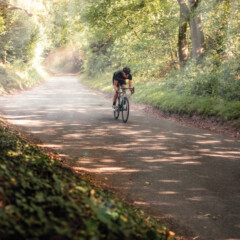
(112, 70), (132, 85)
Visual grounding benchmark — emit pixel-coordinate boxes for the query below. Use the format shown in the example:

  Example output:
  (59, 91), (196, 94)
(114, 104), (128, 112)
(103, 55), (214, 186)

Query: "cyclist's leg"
(121, 83), (127, 93)
(113, 81), (120, 110)
(113, 80), (119, 106)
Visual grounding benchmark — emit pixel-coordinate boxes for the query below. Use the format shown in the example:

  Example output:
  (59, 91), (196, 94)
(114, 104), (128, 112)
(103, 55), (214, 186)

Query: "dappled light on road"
(0, 76), (240, 239)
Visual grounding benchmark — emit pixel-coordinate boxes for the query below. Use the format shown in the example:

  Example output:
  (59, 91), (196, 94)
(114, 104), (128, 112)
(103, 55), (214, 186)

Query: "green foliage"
(162, 54), (240, 101)
(79, 0), (240, 117)
(0, 63), (46, 93)
(0, 0), (85, 84)
(81, 0), (178, 77)
(0, 126), (169, 239)
(80, 70), (240, 123)
(0, 0), (239, 122)
(0, 9), (38, 63)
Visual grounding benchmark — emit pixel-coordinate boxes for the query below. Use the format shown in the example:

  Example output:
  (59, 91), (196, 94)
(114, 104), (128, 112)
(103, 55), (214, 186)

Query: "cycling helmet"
(123, 67), (131, 74)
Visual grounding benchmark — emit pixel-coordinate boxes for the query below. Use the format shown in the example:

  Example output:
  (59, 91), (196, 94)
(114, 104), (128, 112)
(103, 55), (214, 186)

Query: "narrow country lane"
(0, 76), (240, 240)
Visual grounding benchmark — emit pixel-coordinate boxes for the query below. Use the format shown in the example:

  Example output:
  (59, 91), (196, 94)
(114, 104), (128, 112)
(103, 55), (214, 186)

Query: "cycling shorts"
(113, 78), (126, 87)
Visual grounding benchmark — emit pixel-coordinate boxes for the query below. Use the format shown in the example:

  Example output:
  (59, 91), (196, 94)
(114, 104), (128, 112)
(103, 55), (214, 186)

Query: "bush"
(161, 55), (240, 102)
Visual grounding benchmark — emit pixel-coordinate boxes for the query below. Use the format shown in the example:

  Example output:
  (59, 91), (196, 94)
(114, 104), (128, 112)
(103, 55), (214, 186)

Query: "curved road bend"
(0, 76), (240, 240)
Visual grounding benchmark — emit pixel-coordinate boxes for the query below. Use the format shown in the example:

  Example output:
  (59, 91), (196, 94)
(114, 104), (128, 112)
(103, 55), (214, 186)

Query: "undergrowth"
(0, 124), (174, 240)
(79, 56), (240, 124)
(0, 63), (47, 94)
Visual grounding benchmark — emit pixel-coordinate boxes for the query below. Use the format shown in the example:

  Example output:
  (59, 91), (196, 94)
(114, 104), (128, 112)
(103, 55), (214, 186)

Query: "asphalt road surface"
(0, 76), (240, 240)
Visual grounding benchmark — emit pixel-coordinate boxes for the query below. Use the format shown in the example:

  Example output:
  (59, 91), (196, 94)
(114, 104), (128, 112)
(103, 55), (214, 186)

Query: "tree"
(0, 1), (34, 63)
(188, 0), (205, 60)
(0, 0), (33, 17)
(177, 0), (189, 65)
(177, 0), (205, 66)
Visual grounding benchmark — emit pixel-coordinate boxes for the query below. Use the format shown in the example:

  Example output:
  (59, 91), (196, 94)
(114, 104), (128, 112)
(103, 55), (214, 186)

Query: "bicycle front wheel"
(114, 97), (120, 119)
(122, 97), (129, 123)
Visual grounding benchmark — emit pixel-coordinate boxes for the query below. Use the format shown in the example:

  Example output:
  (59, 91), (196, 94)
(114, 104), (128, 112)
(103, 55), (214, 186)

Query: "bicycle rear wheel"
(122, 97), (129, 123)
(114, 97), (120, 119)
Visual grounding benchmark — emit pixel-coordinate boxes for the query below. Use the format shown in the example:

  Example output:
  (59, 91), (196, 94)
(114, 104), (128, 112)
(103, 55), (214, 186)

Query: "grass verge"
(0, 63), (47, 94)
(79, 73), (240, 128)
(0, 122), (175, 240)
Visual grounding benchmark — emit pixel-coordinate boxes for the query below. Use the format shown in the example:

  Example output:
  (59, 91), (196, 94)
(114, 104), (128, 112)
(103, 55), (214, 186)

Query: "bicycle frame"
(116, 88), (133, 110)
(114, 87), (134, 123)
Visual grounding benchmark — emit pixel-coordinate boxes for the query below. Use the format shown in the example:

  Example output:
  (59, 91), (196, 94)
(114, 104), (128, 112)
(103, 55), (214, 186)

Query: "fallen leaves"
(120, 215), (128, 222)
(90, 189), (95, 196)
(10, 178), (17, 186)
(197, 211), (221, 220)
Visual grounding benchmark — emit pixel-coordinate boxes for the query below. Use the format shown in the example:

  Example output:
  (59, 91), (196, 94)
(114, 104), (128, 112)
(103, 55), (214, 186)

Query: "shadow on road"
(1, 76), (240, 240)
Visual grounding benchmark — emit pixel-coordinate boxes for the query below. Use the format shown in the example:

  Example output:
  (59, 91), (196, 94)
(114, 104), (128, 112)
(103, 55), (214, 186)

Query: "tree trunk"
(177, 0), (189, 66)
(177, 0), (205, 65)
(188, 0), (205, 60)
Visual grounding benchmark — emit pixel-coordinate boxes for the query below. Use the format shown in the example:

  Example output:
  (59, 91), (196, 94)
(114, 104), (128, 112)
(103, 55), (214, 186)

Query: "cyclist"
(112, 67), (134, 109)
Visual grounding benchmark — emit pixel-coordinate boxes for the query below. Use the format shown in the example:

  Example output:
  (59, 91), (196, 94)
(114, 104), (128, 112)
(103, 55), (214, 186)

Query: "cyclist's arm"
(128, 74), (133, 90)
(129, 80), (132, 89)
(129, 80), (134, 94)
(113, 80), (119, 92)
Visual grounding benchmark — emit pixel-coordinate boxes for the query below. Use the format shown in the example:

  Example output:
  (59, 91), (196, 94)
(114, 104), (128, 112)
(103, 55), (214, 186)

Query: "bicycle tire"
(114, 97), (120, 119)
(122, 97), (129, 123)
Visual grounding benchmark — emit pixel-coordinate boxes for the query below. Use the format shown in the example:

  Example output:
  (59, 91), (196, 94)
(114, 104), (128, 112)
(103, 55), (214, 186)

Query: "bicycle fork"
(119, 91), (126, 110)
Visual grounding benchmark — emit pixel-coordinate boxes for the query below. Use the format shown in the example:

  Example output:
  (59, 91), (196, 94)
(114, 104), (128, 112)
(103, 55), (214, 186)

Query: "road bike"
(113, 87), (134, 123)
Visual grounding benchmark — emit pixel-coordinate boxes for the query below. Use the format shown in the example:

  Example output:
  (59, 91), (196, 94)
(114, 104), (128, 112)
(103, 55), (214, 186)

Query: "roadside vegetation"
(0, 63), (46, 93)
(80, 54), (240, 124)
(0, 2), (49, 93)
(1, 0), (239, 125)
(0, 1), (239, 238)
(0, 123), (176, 240)
(77, 0), (240, 127)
